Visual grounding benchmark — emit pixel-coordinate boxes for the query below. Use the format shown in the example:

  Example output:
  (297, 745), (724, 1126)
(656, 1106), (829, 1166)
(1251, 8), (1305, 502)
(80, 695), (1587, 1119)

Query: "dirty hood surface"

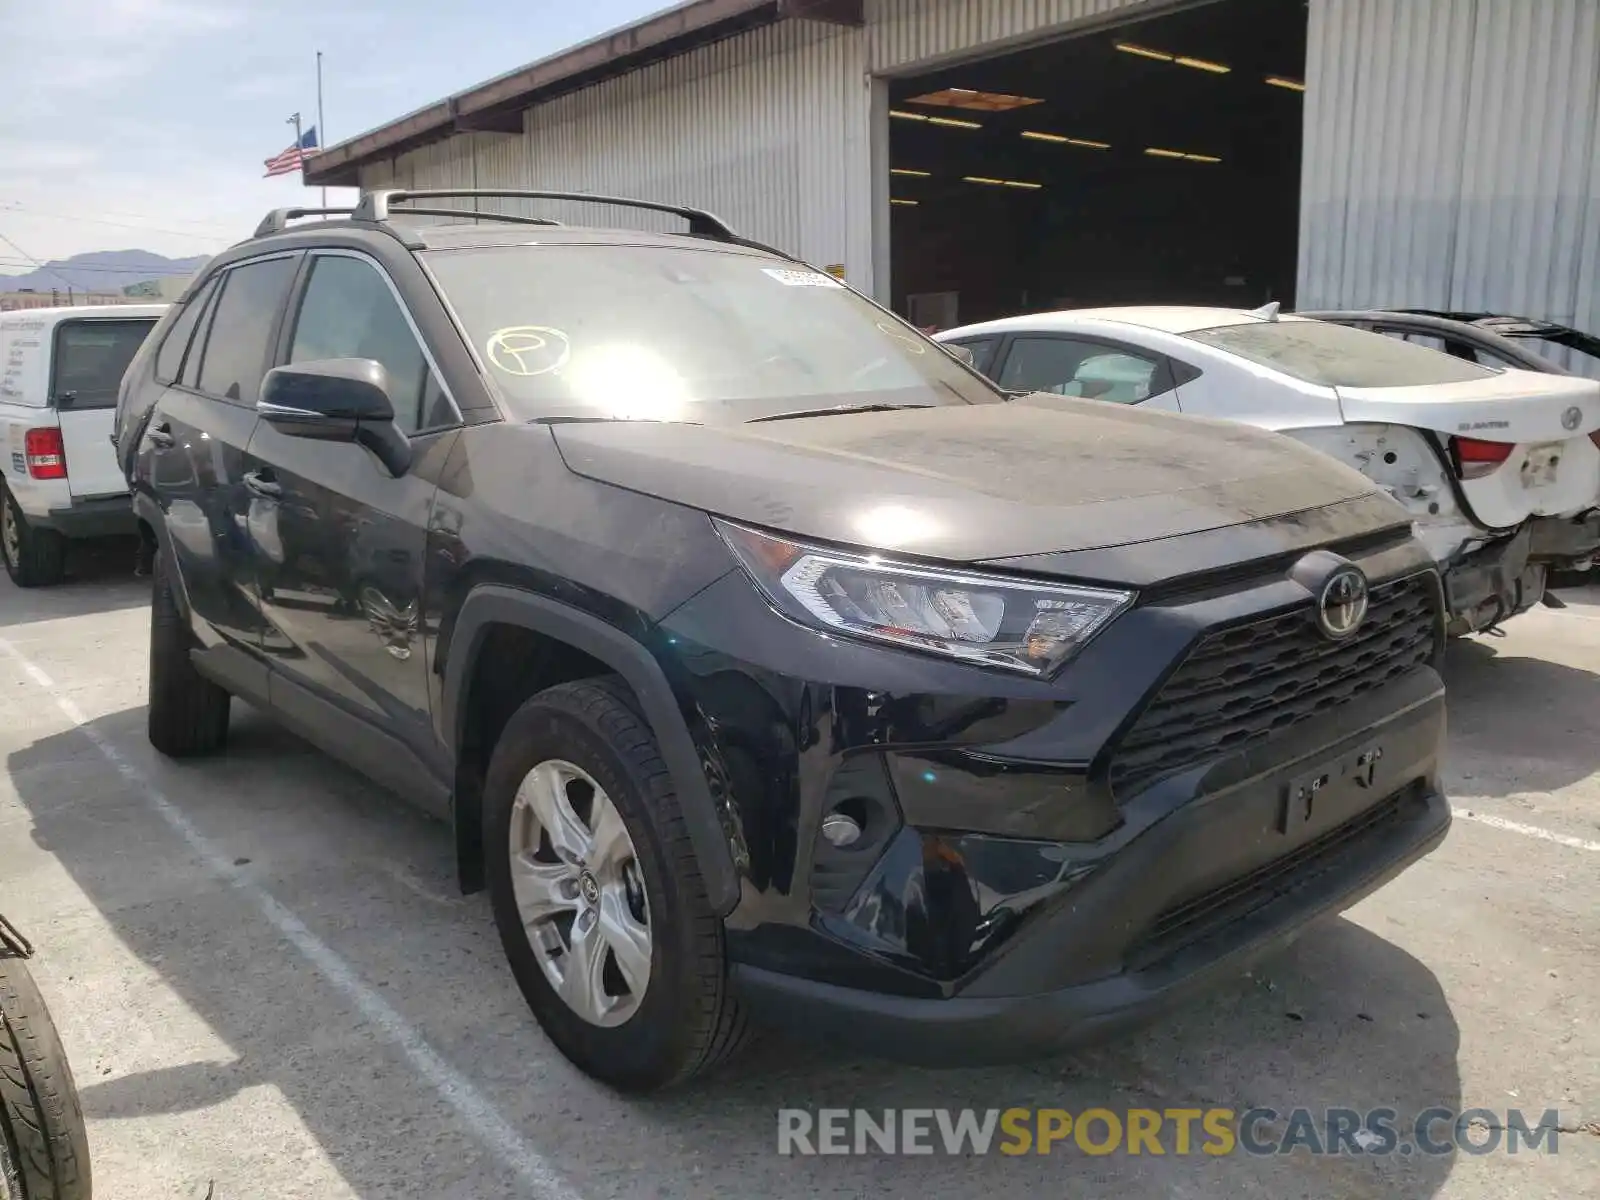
(551, 395), (1390, 563)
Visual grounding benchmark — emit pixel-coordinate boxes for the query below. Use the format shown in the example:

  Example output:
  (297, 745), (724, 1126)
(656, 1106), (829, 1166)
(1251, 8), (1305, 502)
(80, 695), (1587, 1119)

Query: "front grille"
(1128, 789), (1411, 967)
(1107, 574), (1439, 798)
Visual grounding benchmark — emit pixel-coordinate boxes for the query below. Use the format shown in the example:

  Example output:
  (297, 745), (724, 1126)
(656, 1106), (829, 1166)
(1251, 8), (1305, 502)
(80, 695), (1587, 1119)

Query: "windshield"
(1189, 319), (1501, 388)
(424, 244), (1001, 422)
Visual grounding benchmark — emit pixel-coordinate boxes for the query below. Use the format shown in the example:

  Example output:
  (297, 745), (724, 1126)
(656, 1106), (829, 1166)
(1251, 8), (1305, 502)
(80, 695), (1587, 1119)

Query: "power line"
(0, 230), (77, 291)
(0, 260), (201, 277)
(0, 203), (234, 242)
(0, 200), (238, 234)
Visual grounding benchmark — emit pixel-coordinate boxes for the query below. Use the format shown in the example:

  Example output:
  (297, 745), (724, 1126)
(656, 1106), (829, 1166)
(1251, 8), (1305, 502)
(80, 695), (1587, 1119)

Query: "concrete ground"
(0, 543), (1595, 1199)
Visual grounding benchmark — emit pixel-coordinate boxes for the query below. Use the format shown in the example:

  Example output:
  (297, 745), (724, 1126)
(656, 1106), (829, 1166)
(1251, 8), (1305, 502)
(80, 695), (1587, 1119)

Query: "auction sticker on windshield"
(762, 268), (845, 288)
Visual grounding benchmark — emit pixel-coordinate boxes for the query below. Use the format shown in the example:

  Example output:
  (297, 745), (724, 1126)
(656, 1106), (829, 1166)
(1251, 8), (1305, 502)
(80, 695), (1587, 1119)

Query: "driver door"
(242, 249), (462, 810)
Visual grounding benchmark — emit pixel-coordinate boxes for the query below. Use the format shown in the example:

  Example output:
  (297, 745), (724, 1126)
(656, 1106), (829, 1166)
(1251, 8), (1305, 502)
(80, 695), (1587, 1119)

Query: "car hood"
(550, 396), (1394, 563)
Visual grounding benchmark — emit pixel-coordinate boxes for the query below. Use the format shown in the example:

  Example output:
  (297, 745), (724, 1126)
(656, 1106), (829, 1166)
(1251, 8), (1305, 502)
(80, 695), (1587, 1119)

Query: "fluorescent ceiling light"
(963, 176), (1042, 190)
(1020, 130), (1111, 149)
(1145, 147), (1222, 163)
(1265, 75), (1307, 91)
(890, 168), (931, 176)
(1176, 55), (1230, 74)
(1116, 42), (1172, 61)
(890, 198), (919, 206)
(926, 115), (983, 129)
(890, 110), (928, 121)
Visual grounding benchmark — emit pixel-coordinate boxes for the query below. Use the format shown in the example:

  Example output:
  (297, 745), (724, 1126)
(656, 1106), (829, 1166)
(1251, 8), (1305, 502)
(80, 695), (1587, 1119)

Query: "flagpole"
(316, 52), (327, 206)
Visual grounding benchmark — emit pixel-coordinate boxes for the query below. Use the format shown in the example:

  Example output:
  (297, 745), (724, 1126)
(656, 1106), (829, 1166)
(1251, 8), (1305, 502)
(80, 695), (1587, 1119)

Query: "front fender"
(443, 584), (742, 916)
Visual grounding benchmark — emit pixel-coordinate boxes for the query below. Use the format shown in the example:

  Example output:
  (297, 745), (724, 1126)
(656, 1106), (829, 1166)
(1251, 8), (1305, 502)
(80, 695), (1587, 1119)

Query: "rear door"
(146, 254), (300, 652)
(50, 315), (160, 498)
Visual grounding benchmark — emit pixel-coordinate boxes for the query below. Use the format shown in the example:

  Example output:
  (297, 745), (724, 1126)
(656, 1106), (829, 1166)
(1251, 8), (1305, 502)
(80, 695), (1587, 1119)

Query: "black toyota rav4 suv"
(115, 189), (1451, 1092)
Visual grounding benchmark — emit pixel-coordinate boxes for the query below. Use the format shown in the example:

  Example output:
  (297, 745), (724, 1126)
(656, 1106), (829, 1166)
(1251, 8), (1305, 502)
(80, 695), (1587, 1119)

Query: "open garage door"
(887, 0), (1308, 330)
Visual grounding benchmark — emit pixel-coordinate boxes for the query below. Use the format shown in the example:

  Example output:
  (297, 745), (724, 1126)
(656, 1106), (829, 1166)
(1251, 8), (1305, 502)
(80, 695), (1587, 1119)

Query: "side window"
(194, 257), (299, 404)
(155, 277), (217, 384)
(179, 282), (221, 391)
(289, 255), (438, 435)
(998, 337), (1169, 404)
(51, 319), (158, 409)
(947, 336), (1001, 376)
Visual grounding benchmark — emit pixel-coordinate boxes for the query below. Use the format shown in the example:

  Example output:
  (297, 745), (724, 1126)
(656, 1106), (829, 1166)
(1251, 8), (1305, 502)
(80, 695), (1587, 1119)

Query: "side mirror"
(943, 343), (976, 367)
(258, 358), (411, 476)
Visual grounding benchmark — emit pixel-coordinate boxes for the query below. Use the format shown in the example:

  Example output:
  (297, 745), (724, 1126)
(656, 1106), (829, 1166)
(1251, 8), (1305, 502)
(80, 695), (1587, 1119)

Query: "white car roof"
(0, 303), (168, 326)
(941, 305), (1312, 338)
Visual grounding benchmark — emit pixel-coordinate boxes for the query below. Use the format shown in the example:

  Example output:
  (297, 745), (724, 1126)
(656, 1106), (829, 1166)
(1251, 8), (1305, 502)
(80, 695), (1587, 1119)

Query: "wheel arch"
(133, 493), (191, 619)
(442, 584), (741, 917)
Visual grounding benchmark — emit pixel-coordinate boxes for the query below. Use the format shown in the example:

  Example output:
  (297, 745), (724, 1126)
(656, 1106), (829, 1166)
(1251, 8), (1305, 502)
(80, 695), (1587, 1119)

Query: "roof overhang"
(305, 0), (862, 186)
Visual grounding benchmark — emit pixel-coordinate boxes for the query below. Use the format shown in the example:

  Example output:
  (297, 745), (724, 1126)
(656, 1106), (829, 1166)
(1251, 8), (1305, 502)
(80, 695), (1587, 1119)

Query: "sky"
(0, 0), (671, 272)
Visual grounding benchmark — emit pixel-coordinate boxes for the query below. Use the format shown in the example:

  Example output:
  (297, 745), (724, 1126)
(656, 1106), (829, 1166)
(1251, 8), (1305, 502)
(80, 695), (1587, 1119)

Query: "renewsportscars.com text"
(776, 1107), (1565, 1157)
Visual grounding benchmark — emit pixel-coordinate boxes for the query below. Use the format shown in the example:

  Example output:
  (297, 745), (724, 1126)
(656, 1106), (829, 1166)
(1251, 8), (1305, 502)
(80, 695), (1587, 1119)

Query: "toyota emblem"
(1316, 566), (1369, 640)
(1562, 406), (1583, 432)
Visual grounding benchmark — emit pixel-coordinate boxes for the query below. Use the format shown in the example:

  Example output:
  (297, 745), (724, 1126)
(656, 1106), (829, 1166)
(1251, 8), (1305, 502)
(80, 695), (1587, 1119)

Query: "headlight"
(715, 520), (1133, 676)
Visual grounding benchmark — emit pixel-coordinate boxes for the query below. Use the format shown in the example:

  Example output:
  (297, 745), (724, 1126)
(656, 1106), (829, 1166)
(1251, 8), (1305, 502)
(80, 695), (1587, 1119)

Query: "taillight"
(1452, 435), (1513, 481)
(23, 428), (67, 480)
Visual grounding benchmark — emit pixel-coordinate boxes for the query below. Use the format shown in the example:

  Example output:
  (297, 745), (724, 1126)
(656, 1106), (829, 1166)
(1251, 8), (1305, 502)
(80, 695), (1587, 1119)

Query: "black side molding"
(443, 585), (741, 916)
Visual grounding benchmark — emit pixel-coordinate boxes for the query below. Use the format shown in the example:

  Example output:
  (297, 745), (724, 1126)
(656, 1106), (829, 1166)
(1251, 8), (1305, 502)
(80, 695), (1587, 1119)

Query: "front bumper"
(733, 682), (1449, 1065)
(733, 786), (1446, 1066)
(42, 494), (136, 539)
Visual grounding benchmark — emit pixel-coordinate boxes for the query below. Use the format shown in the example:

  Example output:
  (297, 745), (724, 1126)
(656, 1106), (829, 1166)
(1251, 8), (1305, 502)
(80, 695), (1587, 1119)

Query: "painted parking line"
(1451, 806), (1600, 853)
(0, 635), (583, 1200)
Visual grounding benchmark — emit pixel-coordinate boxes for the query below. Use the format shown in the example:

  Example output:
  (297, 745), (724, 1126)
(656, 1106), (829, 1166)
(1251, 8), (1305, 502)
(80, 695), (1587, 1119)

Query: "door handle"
(146, 421), (175, 450)
(243, 470), (282, 499)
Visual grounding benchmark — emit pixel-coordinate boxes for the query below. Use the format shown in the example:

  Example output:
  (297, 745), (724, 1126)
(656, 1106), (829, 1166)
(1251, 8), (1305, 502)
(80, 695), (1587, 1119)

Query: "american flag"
(264, 126), (319, 178)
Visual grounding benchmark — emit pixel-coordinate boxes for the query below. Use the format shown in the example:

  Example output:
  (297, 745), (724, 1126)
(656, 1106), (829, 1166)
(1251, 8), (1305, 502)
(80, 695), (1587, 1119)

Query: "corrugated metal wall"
(364, 0), (1161, 293)
(1300, 0), (1600, 365)
(370, 19), (875, 285)
(865, 0), (1172, 73)
(360, 0), (1600, 359)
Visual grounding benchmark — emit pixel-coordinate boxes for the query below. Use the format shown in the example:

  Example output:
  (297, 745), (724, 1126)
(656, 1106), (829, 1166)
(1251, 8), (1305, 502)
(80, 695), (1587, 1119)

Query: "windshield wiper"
(746, 403), (934, 424)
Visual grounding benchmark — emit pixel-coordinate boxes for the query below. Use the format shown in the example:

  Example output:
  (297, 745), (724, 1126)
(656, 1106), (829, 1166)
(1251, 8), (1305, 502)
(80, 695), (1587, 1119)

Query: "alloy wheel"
(508, 758), (651, 1027)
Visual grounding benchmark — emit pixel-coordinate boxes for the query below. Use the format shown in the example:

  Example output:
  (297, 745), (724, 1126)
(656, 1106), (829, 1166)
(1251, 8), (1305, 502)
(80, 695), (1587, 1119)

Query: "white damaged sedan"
(938, 305), (1600, 635)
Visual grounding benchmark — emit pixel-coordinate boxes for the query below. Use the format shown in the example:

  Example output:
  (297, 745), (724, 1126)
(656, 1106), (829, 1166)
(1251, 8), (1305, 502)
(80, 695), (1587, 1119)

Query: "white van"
(0, 304), (166, 586)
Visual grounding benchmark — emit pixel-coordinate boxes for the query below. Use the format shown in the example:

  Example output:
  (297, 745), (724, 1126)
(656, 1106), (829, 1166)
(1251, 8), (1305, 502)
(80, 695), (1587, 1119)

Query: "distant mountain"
(0, 250), (210, 294)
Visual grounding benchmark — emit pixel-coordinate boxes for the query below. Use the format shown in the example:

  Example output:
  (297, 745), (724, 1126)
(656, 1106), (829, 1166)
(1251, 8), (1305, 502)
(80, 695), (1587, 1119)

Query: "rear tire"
(484, 677), (748, 1092)
(0, 950), (90, 1200)
(147, 549), (229, 757)
(0, 487), (65, 589)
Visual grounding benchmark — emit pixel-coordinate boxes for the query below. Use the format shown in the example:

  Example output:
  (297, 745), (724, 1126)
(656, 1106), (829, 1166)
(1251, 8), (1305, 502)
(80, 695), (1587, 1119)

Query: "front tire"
(484, 677), (747, 1092)
(147, 549), (229, 757)
(0, 486), (65, 589)
(0, 947), (90, 1200)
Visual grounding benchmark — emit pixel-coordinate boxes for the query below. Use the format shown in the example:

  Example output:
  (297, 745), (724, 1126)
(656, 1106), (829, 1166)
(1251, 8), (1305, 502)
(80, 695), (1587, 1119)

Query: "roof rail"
(377, 206), (562, 228)
(254, 206), (358, 238)
(352, 188), (742, 241)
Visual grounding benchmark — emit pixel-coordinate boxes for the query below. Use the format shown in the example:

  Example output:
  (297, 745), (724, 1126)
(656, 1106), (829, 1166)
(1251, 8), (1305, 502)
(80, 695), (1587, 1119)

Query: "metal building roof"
(304, 0), (862, 186)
